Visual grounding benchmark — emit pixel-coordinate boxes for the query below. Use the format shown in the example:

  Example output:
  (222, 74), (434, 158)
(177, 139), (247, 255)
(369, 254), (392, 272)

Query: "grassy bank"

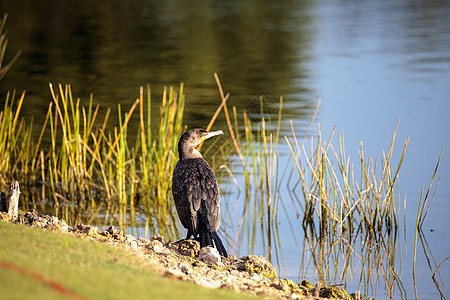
(0, 221), (256, 300)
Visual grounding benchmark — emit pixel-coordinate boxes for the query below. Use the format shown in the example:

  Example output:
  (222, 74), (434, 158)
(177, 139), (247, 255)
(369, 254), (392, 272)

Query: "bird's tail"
(199, 230), (228, 258)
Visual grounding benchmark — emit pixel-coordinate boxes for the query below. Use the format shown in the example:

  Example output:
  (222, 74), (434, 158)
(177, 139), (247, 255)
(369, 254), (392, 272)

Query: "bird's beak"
(200, 130), (223, 142)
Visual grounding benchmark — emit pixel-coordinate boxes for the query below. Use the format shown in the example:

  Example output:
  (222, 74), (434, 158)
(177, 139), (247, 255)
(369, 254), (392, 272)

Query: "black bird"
(172, 128), (228, 257)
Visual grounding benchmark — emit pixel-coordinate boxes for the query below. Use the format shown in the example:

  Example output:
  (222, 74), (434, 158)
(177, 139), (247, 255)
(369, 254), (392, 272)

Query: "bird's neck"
(180, 148), (203, 160)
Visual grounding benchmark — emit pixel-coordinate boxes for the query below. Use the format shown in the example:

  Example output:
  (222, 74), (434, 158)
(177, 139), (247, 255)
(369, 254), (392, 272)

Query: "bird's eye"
(201, 132), (207, 136)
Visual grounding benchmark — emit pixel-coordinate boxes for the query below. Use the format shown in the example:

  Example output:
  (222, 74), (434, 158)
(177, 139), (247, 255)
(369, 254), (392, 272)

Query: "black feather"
(172, 128), (228, 257)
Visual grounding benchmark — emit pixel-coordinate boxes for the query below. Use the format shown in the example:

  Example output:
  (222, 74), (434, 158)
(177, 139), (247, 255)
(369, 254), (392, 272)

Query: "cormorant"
(172, 128), (228, 257)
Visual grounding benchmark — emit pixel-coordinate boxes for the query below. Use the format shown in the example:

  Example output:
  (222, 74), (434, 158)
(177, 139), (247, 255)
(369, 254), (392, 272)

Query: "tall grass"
(412, 149), (445, 299)
(0, 83), (192, 239)
(213, 73), (283, 263)
(285, 120), (409, 297)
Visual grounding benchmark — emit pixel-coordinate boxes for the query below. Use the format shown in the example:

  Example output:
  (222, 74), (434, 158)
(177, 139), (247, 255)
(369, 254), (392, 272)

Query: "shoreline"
(0, 209), (368, 300)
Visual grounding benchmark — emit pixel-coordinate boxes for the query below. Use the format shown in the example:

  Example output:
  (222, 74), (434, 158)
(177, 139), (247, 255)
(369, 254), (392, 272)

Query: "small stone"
(136, 237), (151, 246)
(270, 279), (289, 292)
(128, 240), (138, 251)
(150, 234), (165, 244)
(150, 240), (171, 254)
(230, 269), (241, 277)
(227, 254), (237, 260)
(124, 234), (136, 245)
(179, 263), (192, 275)
(72, 224), (98, 235)
(199, 246), (222, 266)
(250, 273), (262, 281)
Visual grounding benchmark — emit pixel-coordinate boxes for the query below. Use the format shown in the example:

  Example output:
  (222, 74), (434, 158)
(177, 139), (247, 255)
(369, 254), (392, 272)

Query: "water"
(1, 1), (450, 298)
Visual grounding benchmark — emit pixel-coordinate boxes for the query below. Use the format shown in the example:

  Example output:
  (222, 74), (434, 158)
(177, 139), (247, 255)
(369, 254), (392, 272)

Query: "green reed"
(1, 82), (190, 238)
(412, 149), (444, 299)
(213, 73), (283, 263)
(0, 91), (26, 182)
(286, 119), (409, 296)
(138, 85), (186, 237)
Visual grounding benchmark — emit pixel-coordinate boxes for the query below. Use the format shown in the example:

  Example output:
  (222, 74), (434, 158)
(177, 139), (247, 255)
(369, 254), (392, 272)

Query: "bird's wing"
(172, 162), (198, 234)
(196, 161), (221, 232)
(172, 159), (221, 235)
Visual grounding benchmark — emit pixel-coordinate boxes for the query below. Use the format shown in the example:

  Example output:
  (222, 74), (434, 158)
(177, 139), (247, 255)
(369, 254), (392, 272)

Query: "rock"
(300, 279), (315, 290)
(221, 277), (240, 291)
(230, 269), (242, 278)
(320, 285), (352, 300)
(250, 273), (262, 281)
(150, 234), (165, 244)
(281, 279), (308, 296)
(168, 239), (200, 257)
(103, 225), (125, 241)
(127, 239), (138, 251)
(148, 240), (172, 255)
(179, 263), (192, 275)
(136, 237), (151, 246)
(17, 209), (68, 232)
(271, 279), (289, 292)
(71, 224), (99, 236)
(124, 233), (135, 242)
(199, 247), (222, 266)
(237, 255), (277, 278)
(121, 234), (138, 251)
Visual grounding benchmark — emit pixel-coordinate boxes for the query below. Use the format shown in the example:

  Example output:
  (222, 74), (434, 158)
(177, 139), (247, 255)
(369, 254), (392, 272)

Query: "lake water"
(1, 1), (449, 299)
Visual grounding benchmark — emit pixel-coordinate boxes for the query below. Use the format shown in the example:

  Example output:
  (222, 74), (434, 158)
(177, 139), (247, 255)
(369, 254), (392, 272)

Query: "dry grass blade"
(214, 73), (244, 165)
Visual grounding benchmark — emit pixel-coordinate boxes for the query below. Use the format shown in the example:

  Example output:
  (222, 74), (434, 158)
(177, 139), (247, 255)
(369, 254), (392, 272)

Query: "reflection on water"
(1, 1), (450, 299)
(0, 0), (316, 130)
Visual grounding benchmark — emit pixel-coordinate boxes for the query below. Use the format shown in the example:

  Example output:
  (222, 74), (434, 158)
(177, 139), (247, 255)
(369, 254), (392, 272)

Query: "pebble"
(250, 273), (262, 281)
(198, 246), (222, 266)
(179, 263), (192, 275)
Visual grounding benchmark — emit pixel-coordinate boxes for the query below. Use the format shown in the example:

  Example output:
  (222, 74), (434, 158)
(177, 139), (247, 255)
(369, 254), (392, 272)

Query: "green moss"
(320, 286), (352, 300)
(209, 264), (224, 272)
(224, 266), (233, 272)
(191, 260), (207, 268)
(281, 279), (301, 293)
(300, 280), (315, 290)
(242, 263), (277, 278)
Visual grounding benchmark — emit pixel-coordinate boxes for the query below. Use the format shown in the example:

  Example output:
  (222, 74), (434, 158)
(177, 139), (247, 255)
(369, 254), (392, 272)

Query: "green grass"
(0, 221), (257, 300)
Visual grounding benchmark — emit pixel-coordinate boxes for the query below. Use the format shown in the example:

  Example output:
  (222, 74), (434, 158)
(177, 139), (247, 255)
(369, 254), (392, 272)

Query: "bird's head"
(178, 128), (223, 160)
